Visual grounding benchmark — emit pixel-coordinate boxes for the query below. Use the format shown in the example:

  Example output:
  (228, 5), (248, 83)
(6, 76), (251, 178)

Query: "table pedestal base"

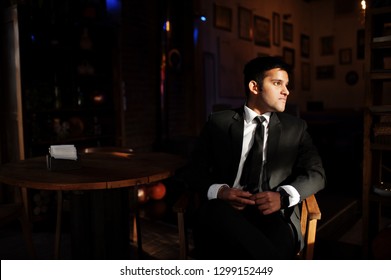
(70, 189), (131, 259)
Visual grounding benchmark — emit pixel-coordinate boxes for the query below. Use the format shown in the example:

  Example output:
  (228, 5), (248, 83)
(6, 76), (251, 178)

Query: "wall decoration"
(301, 62), (310, 90)
(316, 65), (335, 79)
(254, 15), (271, 47)
(301, 34), (310, 58)
(214, 4), (232, 31)
(339, 48), (352, 65)
(289, 71), (295, 90)
(217, 38), (245, 99)
(345, 70), (359, 85)
(272, 13), (280, 46)
(357, 29), (365, 59)
(238, 7), (253, 40)
(203, 52), (216, 115)
(320, 36), (334, 55)
(335, 0), (356, 15)
(283, 47), (295, 68)
(282, 22), (293, 42)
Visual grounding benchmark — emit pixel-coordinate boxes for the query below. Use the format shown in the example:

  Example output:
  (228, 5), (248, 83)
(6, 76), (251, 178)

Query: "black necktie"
(240, 116), (266, 194)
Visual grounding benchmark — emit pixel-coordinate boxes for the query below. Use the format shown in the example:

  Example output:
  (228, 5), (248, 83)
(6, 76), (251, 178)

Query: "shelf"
(371, 143), (391, 150)
(369, 71), (391, 80)
(369, 105), (391, 113)
(369, 193), (391, 205)
(362, 0), (391, 257)
(372, 40), (391, 49)
(373, 35), (391, 43)
(370, 5), (391, 15)
(25, 106), (114, 115)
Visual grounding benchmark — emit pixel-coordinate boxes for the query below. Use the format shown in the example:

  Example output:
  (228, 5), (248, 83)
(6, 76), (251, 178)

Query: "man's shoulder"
(209, 107), (243, 121)
(274, 112), (306, 126)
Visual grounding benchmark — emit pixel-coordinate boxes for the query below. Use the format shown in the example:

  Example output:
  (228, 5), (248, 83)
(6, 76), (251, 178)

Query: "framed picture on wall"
(320, 36), (334, 55)
(214, 4), (232, 31)
(301, 62), (310, 90)
(254, 15), (271, 47)
(238, 7), (253, 40)
(283, 47), (295, 68)
(272, 13), (280, 46)
(316, 65), (335, 79)
(282, 22), (293, 42)
(339, 48), (352, 64)
(301, 34), (310, 58)
(357, 29), (365, 59)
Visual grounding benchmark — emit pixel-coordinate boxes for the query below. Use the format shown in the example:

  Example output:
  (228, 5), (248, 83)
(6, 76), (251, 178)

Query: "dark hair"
(243, 56), (291, 97)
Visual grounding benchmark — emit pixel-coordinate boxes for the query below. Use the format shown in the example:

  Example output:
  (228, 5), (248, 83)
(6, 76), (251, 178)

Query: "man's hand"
(217, 186), (256, 210)
(250, 191), (281, 215)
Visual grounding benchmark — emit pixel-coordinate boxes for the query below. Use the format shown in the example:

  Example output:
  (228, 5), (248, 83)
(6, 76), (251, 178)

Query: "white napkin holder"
(46, 145), (80, 171)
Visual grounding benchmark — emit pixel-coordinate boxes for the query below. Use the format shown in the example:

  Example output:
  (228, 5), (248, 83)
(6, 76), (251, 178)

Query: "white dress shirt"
(207, 106), (300, 207)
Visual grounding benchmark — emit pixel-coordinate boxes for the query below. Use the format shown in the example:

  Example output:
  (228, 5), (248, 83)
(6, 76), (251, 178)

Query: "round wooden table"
(0, 152), (186, 259)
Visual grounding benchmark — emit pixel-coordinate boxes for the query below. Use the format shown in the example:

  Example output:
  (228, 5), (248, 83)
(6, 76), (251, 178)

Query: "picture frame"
(339, 48), (352, 65)
(345, 70), (359, 85)
(301, 34), (310, 58)
(282, 22), (293, 42)
(214, 4), (232, 31)
(316, 65), (335, 79)
(283, 47), (295, 68)
(320, 36), (334, 55)
(238, 7), (253, 41)
(357, 29), (365, 59)
(253, 15), (271, 47)
(272, 13), (280, 46)
(301, 62), (310, 90)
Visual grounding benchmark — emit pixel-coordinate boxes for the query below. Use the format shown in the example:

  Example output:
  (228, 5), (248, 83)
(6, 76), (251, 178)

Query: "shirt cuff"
(207, 184), (229, 200)
(277, 185), (300, 207)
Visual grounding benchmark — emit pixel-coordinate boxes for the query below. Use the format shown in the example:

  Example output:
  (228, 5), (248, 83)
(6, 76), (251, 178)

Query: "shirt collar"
(244, 105), (271, 124)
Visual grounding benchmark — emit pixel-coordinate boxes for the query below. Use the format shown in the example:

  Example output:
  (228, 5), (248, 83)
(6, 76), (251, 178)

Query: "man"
(185, 56), (325, 259)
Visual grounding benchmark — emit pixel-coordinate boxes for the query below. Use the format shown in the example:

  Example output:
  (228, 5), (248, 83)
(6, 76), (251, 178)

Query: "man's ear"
(248, 80), (259, 94)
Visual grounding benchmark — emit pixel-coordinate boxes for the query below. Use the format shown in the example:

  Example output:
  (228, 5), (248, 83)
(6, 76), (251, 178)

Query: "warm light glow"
(93, 94), (104, 103)
(164, 20), (170, 32)
(359, 0), (366, 26)
(361, 0), (366, 10)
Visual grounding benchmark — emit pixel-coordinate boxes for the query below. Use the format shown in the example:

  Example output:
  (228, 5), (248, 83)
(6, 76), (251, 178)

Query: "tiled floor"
(2, 193), (389, 260)
(0, 215), (184, 260)
(0, 209), (361, 260)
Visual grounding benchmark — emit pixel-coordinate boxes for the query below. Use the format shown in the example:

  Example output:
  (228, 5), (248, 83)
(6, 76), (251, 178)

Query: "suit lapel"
(265, 113), (281, 188)
(230, 110), (244, 167)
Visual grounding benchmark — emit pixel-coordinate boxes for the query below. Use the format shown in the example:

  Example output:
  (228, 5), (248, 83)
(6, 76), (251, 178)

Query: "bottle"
(53, 74), (61, 109)
(76, 87), (84, 107)
(93, 116), (102, 136)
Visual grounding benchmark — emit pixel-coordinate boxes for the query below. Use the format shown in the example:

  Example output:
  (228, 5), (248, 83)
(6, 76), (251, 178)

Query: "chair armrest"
(305, 194), (321, 220)
(299, 194), (321, 260)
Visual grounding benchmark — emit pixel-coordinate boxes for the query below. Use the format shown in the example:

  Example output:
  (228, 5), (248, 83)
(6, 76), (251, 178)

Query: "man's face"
(257, 68), (290, 113)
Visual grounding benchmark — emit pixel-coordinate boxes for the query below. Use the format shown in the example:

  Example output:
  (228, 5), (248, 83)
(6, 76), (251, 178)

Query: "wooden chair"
(0, 202), (36, 258)
(173, 192), (321, 260)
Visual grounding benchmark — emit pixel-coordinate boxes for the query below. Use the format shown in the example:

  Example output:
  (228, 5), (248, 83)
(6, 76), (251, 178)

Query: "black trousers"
(193, 199), (296, 260)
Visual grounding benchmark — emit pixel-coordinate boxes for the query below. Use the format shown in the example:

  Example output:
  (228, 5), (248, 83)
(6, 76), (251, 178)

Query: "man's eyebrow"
(271, 78), (289, 84)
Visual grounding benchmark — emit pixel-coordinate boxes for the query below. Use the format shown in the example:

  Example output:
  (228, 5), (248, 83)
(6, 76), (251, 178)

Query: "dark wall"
(119, 0), (199, 152)
(0, 0), (201, 154)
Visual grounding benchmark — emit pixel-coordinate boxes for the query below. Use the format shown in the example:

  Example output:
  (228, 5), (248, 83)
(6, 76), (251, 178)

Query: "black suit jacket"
(185, 107), (326, 250)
